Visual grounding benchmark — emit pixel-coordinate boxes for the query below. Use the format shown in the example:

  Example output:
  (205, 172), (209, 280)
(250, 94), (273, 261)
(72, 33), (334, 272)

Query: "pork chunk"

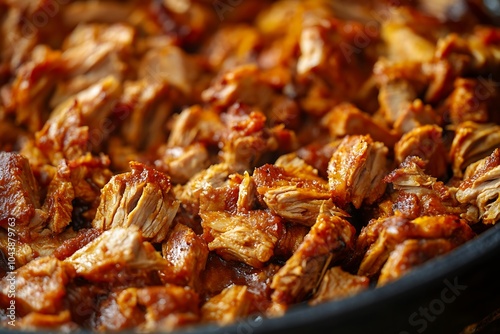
(161, 223), (209, 288)
(310, 267), (369, 306)
(201, 285), (253, 325)
(271, 200), (356, 305)
(456, 149), (500, 224)
(64, 227), (167, 282)
(201, 210), (283, 268)
(328, 135), (388, 209)
(0, 152), (47, 239)
(0, 257), (75, 316)
(92, 162), (179, 243)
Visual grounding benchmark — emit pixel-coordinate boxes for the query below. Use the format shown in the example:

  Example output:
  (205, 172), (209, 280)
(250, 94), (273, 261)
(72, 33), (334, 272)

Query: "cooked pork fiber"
(1, 0), (499, 331)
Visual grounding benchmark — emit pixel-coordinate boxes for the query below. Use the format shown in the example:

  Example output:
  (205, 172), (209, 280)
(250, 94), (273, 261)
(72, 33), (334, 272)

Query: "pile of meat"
(1, 0), (500, 331)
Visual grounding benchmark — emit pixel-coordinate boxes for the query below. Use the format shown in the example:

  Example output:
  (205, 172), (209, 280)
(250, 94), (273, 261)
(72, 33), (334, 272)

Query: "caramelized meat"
(64, 227), (167, 282)
(357, 215), (474, 279)
(0, 257), (75, 316)
(384, 156), (462, 218)
(201, 285), (253, 325)
(394, 125), (448, 178)
(271, 200), (356, 306)
(0, 152), (47, 240)
(201, 210), (283, 268)
(1, 0), (499, 331)
(328, 135), (388, 209)
(310, 267), (369, 305)
(253, 161), (330, 227)
(92, 162), (179, 243)
(161, 223), (209, 288)
(450, 122), (500, 177)
(456, 149), (500, 224)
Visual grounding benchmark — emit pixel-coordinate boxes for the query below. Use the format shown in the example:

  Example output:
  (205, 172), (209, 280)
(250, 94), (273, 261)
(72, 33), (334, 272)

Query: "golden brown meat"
(154, 144), (211, 185)
(0, 257), (75, 316)
(328, 135), (388, 209)
(253, 159), (331, 226)
(449, 122), (500, 177)
(0, 152), (47, 240)
(161, 223), (209, 288)
(384, 156), (462, 218)
(201, 285), (253, 325)
(51, 23), (132, 106)
(456, 149), (500, 224)
(357, 215), (474, 278)
(64, 227), (167, 283)
(94, 285), (199, 332)
(309, 267), (369, 306)
(92, 162), (179, 243)
(201, 210), (283, 268)
(271, 200), (356, 306)
(394, 125), (448, 178)
(322, 103), (399, 148)
(378, 238), (456, 286)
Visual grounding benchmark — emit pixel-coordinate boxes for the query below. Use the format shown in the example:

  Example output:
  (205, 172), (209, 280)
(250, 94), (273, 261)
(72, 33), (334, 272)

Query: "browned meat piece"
(296, 140), (341, 178)
(200, 254), (279, 308)
(201, 210), (283, 268)
(274, 223), (310, 259)
(435, 27), (500, 76)
(161, 223), (209, 288)
(202, 25), (262, 71)
(61, 1), (134, 26)
(9, 45), (63, 132)
(41, 160), (74, 234)
(393, 99), (441, 135)
(202, 64), (275, 112)
(34, 76), (120, 164)
(357, 215), (474, 278)
(0, 257), (75, 316)
(271, 200), (356, 305)
(322, 103), (399, 148)
(92, 162), (179, 243)
(441, 78), (491, 125)
(450, 122), (500, 177)
(377, 79), (418, 128)
(384, 156), (461, 218)
(394, 125), (448, 178)
(309, 267), (369, 306)
(201, 285), (253, 325)
(381, 18), (435, 63)
(378, 238), (456, 286)
(236, 171), (257, 213)
(53, 228), (101, 260)
(0, 229), (34, 269)
(328, 135), (388, 209)
(253, 159), (331, 226)
(95, 285), (199, 332)
(51, 23), (133, 106)
(117, 79), (172, 150)
(136, 285), (199, 331)
(154, 144), (210, 185)
(64, 227), (167, 282)
(139, 45), (207, 100)
(175, 163), (234, 214)
(456, 149), (500, 224)
(167, 105), (225, 148)
(220, 110), (276, 173)
(15, 310), (77, 332)
(0, 152), (47, 240)
(65, 154), (113, 226)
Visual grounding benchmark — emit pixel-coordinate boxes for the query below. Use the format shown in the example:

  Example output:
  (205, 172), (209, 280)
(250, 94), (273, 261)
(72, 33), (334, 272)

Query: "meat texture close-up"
(0, 0), (500, 332)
